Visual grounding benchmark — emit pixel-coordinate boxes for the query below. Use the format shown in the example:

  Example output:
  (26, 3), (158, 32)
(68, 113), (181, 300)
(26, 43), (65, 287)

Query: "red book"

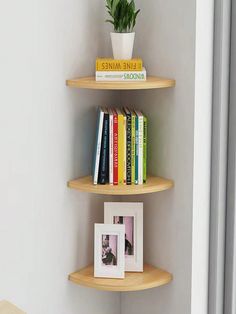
(113, 109), (118, 185)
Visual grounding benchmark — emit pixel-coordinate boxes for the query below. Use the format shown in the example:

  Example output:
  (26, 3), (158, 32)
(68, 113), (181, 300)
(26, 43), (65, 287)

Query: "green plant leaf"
(111, 0), (120, 16)
(106, 19), (114, 25)
(105, 0), (140, 32)
(132, 8), (140, 29)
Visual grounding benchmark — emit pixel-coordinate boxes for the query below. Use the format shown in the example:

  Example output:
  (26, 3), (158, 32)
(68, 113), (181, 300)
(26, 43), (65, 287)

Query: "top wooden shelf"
(66, 76), (175, 90)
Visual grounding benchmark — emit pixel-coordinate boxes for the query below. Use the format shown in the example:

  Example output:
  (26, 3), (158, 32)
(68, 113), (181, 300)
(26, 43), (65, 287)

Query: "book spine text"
(109, 111), (113, 184)
(138, 115), (144, 185)
(118, 112), (124, 185)
(126, 110), (132, 185)
(131, 113), (136, 184)
(96, 59), (142, 71)
(113, 111), (118, 185)
(96, 69), (146, 82)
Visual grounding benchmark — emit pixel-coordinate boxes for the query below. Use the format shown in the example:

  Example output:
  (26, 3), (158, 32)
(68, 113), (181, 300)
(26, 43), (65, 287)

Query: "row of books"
(93, 107), (147, 185)
(95, 58), (146, 82)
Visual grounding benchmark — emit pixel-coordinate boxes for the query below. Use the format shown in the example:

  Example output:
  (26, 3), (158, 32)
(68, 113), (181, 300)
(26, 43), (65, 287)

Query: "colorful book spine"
(93, 107), (147, 186)
(123, 110), (127, 184)
(136, 110), (144, 185)
(96, 68), (146, 82)
(135, 114), (139, 185)
(109, 109), (114, 185)
(143, 115), (147, 183)
(131, 111), (136, 184)
(117, 109), (124, 185)
(124, 108), (132, 185)
(93, 107), (104, 185)
(113, 109), (118, 185)
(98, 109), (109, 184)
(96, 58), (143, 71)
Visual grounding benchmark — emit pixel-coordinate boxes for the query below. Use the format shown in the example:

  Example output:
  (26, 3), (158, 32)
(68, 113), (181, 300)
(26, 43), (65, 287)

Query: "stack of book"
(95, 58), (146, 82)
(93, 107), (147, 185)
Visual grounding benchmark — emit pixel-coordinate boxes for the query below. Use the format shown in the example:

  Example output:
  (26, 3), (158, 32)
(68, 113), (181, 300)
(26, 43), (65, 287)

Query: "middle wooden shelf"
(68, 175), (174, 195)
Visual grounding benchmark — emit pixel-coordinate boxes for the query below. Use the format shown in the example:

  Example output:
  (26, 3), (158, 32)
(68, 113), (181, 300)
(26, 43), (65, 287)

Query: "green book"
(131, 111), (136, 184)
(143, 115), (147, 183)
(135, 113), (139, 185)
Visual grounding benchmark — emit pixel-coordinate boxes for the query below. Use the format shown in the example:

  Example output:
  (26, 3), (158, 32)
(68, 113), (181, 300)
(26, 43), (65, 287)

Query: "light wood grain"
(68, 264), (172, 292)
(66, 76), (175, 90)
(68, 175), (174, 195)
(0, 301), (26, 314)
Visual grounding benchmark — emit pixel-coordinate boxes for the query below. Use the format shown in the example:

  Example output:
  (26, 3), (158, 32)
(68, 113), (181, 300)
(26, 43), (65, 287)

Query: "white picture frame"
(94, 223), (125, 279)
(104, 202), (143, 272)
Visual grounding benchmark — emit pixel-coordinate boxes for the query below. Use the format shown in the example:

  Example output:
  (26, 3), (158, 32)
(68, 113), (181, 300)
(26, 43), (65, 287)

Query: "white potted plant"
(105, 0), (140, 60)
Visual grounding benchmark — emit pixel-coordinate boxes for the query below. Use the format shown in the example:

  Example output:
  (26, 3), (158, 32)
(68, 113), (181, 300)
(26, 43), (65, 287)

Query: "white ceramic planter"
(110, 32), (135, 60)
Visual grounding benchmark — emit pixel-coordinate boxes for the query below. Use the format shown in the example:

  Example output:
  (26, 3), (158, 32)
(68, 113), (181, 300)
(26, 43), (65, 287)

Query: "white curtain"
(209, 0), (236, 313)
(224, 1), (236, 312)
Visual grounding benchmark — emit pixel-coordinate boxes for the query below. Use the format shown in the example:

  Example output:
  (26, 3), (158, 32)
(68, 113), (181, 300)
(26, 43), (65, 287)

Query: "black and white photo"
(104, 202), (143, 272)
(94, 224), (125, 279)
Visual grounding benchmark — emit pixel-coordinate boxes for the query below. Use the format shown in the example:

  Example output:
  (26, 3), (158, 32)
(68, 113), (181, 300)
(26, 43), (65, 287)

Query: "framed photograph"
(94, 223), (125, 279)
(104, 202), (143, 272)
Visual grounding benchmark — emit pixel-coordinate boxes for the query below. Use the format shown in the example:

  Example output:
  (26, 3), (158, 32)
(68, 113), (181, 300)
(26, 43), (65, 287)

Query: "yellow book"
(96, 58), (143, 71)
(117, 108), (124, 185)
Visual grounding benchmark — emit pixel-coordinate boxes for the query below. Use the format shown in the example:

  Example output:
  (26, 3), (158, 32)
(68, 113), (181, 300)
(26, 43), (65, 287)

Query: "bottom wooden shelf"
(68, 264), (173, 292)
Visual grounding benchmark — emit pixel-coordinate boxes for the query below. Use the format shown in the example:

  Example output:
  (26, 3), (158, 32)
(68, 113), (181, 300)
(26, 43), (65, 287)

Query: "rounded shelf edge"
(67, 175), (174, 195)
(68, 264), (173, 292)
(66, 76), (176, 90)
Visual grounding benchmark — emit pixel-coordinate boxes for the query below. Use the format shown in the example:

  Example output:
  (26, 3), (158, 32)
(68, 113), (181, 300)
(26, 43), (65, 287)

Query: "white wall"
(0, 0), (120, 313)
(120, 0), (213, 314)
(120, 0), (195, 313)
(0, 0), (213, 313)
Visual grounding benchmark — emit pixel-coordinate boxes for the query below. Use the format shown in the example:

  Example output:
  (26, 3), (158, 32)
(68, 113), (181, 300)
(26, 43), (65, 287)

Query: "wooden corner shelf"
(0, 301), (26, 314)
(68, 264), (173, 292)
(66, 76), (175, 90)
(67, 175), (174, 195)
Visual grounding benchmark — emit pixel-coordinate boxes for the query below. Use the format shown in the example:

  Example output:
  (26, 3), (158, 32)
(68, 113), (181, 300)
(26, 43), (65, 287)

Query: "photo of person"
(113, 216), (134, 256)
(102, 234), (117, 266)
